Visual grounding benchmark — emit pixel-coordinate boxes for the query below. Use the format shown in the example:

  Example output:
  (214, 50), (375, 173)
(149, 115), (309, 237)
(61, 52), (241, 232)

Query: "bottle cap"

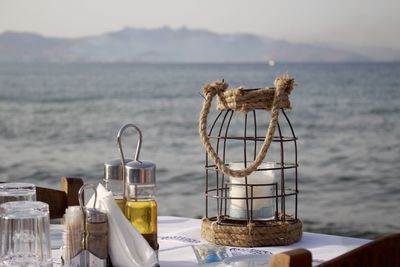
(117, 123), (157, 185)
(124, 160), (156, 185)
(103, 159), (132, 181)
(86, 207), (108, 223)
(78, 184), (108, 223)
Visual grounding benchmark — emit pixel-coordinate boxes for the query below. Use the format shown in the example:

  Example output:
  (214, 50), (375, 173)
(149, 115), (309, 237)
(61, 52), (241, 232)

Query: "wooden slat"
(36, 186), (68, 219)
(61, 176), (84, 206)
(319, 233), (400, 267)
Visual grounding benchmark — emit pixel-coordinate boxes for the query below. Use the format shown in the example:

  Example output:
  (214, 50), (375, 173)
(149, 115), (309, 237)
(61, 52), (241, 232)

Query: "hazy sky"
(1, 0), (399, 48)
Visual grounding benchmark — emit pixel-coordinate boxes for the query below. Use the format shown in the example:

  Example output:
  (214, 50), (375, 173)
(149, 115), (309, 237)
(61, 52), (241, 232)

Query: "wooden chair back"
(318, 232), (400, 267)
(268, 232), (400, 267)
(1, 177), (83, 219)
(36, 176), (84, 219)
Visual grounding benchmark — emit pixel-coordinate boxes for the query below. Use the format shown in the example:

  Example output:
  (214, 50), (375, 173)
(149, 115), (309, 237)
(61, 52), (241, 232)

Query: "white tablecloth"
(52, 216), (370, 266)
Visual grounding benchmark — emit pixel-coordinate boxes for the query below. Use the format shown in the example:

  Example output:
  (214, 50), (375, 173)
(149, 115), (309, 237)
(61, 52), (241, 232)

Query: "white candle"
(229, 162), (275, 220)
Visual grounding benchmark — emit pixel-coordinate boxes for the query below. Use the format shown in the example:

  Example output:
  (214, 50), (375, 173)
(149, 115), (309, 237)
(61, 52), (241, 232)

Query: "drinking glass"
(0, 201), (52, 267)
(0, 183), (36, 204)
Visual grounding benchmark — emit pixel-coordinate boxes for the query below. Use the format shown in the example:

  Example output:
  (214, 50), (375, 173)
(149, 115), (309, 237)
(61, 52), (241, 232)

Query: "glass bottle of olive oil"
(103, 159), (131, 211)
(123, 161), (158, 251)
(117, 123), (159, 253)
(125, 198), (158, 249)
(114, 196), (126, 211)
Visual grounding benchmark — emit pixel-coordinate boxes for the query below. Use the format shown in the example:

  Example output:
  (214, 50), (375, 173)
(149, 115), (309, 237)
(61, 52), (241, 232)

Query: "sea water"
(0, 62), (399, 238)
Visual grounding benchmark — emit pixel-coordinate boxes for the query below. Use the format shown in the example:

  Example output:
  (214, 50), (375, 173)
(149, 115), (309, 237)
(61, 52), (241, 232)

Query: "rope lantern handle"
(199, 76), (291, 178)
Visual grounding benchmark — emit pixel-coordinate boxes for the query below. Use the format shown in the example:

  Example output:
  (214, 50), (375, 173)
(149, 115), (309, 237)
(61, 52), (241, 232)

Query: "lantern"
(199, 75), (302, 247)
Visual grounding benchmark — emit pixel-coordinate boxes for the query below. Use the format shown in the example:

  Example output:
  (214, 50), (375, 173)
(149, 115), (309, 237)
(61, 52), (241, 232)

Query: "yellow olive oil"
(125, 199), (158, 250)
(114, 196), (126, 211)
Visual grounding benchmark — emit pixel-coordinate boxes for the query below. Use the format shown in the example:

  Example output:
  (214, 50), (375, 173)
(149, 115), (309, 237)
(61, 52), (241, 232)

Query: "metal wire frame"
(204, 107), (298, 225)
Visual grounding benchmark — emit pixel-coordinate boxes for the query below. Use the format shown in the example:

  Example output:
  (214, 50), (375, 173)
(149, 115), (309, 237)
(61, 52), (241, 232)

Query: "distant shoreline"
(1, 61), (400, 65)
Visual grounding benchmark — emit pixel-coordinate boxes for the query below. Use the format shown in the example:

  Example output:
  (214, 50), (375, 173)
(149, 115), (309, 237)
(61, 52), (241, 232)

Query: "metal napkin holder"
(65, 250), (107, 267)
(62, 184), (108, 267)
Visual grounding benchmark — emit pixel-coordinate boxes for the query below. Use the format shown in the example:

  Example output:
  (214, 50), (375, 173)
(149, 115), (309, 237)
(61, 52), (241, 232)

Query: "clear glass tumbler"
(0, 183), (36, 204)
(0, 201), (52, 267)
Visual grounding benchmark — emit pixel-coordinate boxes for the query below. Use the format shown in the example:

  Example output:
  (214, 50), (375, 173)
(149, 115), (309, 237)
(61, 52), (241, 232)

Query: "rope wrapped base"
(201, 216), (303, 247)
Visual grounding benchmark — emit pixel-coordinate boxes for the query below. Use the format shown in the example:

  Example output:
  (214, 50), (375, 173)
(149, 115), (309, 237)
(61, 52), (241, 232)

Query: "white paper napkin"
(87, 184), (158, 267)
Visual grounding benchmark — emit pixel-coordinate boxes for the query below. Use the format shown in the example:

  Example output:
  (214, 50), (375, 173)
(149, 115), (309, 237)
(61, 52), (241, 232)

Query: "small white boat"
(268, 59), (275, 67)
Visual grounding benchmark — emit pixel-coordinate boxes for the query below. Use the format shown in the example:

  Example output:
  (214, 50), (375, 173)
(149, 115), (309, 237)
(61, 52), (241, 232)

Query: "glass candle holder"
(229, 162), (276, 220)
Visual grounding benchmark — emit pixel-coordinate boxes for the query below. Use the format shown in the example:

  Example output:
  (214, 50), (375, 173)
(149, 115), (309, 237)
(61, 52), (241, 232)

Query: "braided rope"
(201, 216), (303, 247)
(216, 86), (292, 112)
(199, 75), (294, 178)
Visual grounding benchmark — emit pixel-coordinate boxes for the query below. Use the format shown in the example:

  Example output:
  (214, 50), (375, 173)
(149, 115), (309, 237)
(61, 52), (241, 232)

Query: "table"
(51, 216), (370, 266)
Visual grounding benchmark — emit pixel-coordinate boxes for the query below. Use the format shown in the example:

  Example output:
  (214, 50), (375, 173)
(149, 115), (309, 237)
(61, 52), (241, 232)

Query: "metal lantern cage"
(199, 75), (303, 247)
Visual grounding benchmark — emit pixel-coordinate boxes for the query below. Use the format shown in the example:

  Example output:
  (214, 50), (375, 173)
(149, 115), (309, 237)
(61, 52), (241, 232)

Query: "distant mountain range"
(0, 26), (399, 63)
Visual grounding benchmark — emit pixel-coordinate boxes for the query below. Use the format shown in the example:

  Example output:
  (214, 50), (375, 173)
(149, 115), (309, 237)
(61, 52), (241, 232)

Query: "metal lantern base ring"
(201, 216), (303, 247)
